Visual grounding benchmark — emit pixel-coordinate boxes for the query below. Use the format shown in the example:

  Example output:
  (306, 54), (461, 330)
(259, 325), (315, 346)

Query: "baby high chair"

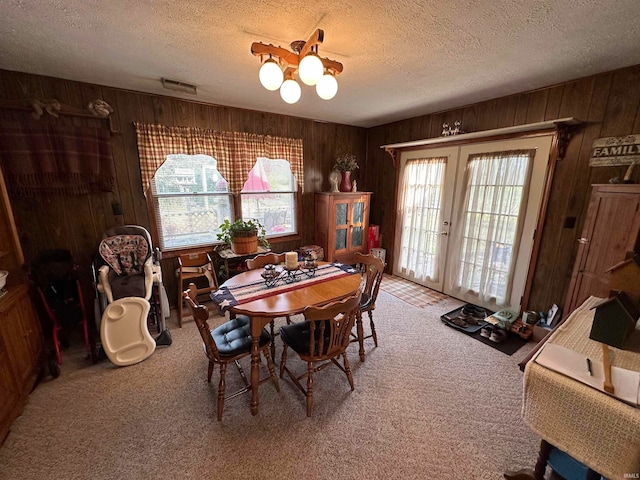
(96, 225), (171, 347)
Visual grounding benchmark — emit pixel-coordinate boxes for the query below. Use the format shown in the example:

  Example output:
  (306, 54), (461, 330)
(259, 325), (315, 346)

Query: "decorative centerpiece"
(260, 254), (317, 287)
(216, 219), (269, 254)
(285, 251), (299, 270)
(333, 153), (358, 192)
(328, 170), (341, 192)
(261, 264), (280, 281)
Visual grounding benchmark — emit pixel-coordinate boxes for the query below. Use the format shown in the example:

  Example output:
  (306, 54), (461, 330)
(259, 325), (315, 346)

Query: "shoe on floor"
(489, 328), (507, 343)
(480, 325), (493, 338)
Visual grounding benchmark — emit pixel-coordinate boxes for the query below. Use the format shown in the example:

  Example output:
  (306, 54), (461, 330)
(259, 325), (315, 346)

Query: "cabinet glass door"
(351, 200), (365, 248)
(334, 201), (349, 251)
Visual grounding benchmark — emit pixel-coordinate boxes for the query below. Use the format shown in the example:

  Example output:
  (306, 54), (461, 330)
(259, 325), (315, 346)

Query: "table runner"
(523, 296), (640, 479)
(211, 262), (359, 313)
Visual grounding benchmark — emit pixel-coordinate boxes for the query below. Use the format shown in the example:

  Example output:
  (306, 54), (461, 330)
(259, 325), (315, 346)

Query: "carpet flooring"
(381, 275), (527, 356)
(0, 292), (540, 480)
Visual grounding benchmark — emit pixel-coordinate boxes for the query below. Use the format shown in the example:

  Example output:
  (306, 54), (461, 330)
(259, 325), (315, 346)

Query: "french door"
(393, 136), (553, 311)
(393, 146), (458, 291)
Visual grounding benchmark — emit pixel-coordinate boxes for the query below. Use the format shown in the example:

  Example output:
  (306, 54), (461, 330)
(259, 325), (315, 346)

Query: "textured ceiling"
(1, 1), (640, 128)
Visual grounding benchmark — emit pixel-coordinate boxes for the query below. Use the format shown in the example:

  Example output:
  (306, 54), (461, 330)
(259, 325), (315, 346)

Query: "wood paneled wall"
(365, 65), (640, 313)
(0, 69), (366, 309)
(2, 64), (640, 316)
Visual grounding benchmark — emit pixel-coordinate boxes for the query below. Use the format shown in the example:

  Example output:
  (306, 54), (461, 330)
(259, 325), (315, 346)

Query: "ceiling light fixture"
(251, 29), (343, 104)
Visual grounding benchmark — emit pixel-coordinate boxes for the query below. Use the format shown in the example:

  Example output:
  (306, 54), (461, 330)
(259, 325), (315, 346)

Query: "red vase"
(339, 171), (352, 192)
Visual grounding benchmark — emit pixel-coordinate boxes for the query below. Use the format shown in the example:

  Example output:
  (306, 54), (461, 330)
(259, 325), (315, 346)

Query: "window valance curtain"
(134, 123), (304, 194)
(0, 122), (115, 197)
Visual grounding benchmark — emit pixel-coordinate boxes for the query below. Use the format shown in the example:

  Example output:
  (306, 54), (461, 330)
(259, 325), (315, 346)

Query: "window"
(151, 154), (232, 250)
(240, 157), (297, 238)
(135, 124), (304, 252)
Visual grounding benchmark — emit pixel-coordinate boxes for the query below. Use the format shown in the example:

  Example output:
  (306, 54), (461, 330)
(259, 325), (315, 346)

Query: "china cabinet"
(315, 192), (372, 264)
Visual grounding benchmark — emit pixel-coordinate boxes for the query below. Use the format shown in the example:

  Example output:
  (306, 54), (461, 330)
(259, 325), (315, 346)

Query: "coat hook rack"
(0, 97), (118, 133)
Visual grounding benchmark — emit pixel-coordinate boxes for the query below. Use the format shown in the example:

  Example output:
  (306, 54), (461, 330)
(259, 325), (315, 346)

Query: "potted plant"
(216, 219), (269, 254)
(332, 153), (359, 192)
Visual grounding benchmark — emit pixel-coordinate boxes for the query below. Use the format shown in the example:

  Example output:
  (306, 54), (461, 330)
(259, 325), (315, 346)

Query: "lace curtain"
(447, 149), (535, 305)
(396, 157), (447, 282)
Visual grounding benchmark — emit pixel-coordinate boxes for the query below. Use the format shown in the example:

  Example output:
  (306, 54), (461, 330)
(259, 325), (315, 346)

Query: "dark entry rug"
(440, 303), (528, 355)
(441, 318), (528, 355)
(464, 328), (528, 356)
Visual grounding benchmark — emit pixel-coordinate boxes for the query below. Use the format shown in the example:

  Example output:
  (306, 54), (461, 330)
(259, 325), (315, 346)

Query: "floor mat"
(465, 328), (528, 355)
(380, 274), (449, 308)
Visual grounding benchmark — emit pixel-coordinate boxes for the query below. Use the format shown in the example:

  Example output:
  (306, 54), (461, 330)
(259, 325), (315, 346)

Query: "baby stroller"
(94, 225), (172, 349)
(28, 249), (93, 377)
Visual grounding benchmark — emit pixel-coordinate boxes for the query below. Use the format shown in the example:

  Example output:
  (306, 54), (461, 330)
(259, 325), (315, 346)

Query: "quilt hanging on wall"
(0, 122), (115, 197)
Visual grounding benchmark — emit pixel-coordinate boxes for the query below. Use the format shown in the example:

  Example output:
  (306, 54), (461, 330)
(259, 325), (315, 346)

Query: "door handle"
(577, 237), (589, 244)
(436, 231), (448, 236)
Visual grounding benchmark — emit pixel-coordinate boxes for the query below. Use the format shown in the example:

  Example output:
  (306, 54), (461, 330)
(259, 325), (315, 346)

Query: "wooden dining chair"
(177, 252), (217, 328)
(244, 251), (290, 360)
(351, 252), (385, 360)
(246, 252), (286, 270)
(279, 289), (362, 416)
(183, 283), (279, 421)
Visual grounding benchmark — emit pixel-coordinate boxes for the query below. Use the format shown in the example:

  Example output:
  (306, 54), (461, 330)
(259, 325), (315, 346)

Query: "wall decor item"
(441, 121), (464, 136)
(340, 170), (352, 192)
(332, 153), (358, 193)
(589, 134), (640, 166)
(0, 122), (115, 197)
(328, 170), (340, 192)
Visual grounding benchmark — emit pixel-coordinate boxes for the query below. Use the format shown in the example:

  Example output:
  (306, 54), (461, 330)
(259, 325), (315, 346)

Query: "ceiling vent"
(161, 78), (197, 95)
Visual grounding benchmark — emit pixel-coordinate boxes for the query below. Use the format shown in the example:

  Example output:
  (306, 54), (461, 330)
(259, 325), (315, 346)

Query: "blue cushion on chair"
(280, 320), (331, 355)
(360, 291), (373, 310)
(211, 315), (271, 357)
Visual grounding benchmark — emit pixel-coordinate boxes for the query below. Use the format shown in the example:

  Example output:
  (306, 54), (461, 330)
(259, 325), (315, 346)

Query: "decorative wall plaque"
(589, 134), (640, 166)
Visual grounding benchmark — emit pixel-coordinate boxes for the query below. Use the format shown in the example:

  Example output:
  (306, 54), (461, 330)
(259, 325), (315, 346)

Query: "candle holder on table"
(261, 260), (317, 288)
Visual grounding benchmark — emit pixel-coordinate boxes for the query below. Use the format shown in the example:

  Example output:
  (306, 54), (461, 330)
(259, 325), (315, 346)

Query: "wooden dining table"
(211, 262), (362, 416)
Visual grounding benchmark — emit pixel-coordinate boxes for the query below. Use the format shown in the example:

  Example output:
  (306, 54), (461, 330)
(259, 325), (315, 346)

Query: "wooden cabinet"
(315, 192), (372, 264)
(564, 184), (640, 316)
(0, 167), (43, 444)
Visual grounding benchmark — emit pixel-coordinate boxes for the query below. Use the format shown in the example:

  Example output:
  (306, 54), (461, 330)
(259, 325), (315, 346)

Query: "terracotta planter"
(339, 171), (352, 192)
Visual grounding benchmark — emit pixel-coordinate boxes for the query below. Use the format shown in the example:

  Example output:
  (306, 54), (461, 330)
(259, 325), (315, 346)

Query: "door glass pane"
(352, 201), (364, 224)
(351, 226), (363, 248)
(397, 157), (446, 281)
(335, 229), (347, 250)
(335, 203), (348, 225)
(454, 150), (533, 305)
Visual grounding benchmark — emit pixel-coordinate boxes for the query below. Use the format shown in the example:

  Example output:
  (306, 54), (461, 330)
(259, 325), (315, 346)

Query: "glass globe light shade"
(280, 78), (301, 104)
(259, 58), (284, 91)
(298, 53), (324, 86)
(316, 72), (338, 100)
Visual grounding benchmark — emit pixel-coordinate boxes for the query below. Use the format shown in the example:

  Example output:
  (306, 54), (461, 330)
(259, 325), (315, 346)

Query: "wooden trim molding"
(381, 118), (580, 151)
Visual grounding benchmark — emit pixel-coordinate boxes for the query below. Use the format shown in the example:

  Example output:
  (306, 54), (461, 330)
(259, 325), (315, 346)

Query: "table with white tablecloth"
(518, 296), (640, 480)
